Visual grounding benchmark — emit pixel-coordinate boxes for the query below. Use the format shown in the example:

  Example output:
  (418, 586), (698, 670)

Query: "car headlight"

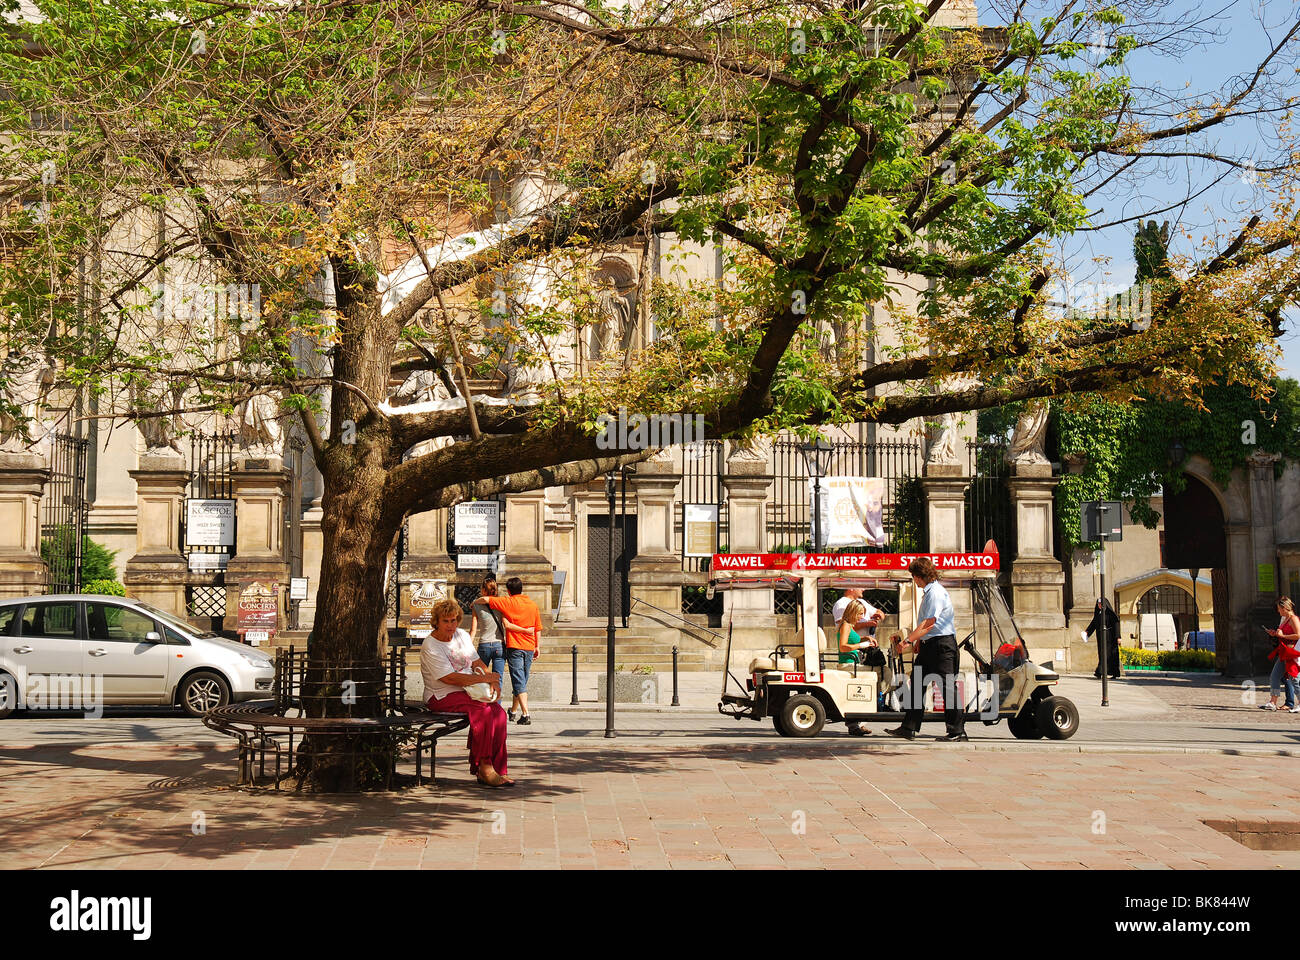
(240, 653), (273, 668)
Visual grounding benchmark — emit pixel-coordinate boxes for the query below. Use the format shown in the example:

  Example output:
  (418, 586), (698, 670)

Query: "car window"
(86, 602), (158, 643)
(163, 626), (191, 646)
(0, 606), (18, 636)
(20, 602), (79, 638)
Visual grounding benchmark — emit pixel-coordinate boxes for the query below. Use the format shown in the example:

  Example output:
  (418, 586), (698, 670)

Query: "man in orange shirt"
(474, 576), (542, 724)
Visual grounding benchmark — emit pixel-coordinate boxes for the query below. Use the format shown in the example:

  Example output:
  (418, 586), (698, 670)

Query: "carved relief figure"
(1006, 401), (1050, 465)
(0, 352), (54, 454)
(925, 412), (960, 465)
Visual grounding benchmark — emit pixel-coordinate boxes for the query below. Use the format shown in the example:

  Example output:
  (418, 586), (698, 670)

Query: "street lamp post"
(604, 472), (616, 739)
(799, 437), (834, 553)
(1190, 567), (1201, 650)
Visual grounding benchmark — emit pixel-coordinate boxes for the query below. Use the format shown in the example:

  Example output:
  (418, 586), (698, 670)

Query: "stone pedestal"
(921, 463), (967, 553)
(504, 490), (554, 627)
(922, 462), (971, 631)
(721, 457), (773, 629)
(628, 461), (683, 625)
(224, 457), (291, 634)
(1007, 462), (1067, 666)
(0, 452), (50, 599)
(123, 453), (189, 616)
(545, 490), (579, 620)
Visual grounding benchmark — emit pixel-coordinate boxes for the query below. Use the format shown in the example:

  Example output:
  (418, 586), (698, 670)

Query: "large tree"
(2, 0), (1298, 788)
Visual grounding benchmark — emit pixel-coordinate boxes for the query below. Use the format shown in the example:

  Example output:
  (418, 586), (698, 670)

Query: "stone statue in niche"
(0, 351), (54, 454)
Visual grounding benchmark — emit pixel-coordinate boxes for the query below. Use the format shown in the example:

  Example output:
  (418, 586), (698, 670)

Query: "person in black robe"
(1084, 597), (1122, 678)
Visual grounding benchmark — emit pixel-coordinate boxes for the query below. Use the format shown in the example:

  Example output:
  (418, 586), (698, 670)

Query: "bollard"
(671, 645), (680, 707)
(570, 643), (579, 705)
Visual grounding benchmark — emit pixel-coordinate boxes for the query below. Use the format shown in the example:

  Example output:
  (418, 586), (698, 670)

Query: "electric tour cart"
(712, 552), (1079, 740)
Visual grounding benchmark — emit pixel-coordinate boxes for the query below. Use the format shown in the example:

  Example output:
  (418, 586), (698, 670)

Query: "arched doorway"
(1162, 473), (1229, 665)
(1135, 584), (1196, 649)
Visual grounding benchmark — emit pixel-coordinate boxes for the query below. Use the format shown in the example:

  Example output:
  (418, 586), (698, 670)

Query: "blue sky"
(978, 0), (1300, 381)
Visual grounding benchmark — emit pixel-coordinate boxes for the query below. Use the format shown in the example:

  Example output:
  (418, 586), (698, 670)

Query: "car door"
(84, 601), (171, 704)
(13, 601), (89, 710)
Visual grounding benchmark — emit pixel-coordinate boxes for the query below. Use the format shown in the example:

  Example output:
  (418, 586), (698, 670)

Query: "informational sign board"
(405, 578), (448, 637)
(454, 501), (501, 547)
(684, 503), (719, 557)
(187, 552), (228, 573)
(1080, 501), (1123, 542)
(1258, 563), (1276, 593)
(457, 552), (502, 572)
(809, 477), (885, 548)
(236, 581), (278, 644)
(186, 499), (235, 547)
(289, 577), (309, 601)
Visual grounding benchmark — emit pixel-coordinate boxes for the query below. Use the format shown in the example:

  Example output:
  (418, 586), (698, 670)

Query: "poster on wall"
(405, 578), (448, 639)
(684, 503), (719, 557)
(809, 477), (886, 548)
(454, 501), (501, 547)
(237, 580), (279, 645)
(186, 499), (235, 547)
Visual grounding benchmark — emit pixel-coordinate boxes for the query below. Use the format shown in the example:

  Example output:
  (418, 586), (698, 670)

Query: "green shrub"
(1120, 646), (1217, 670)
(39, 527), (119, 583)
(84, 579), (126, 596)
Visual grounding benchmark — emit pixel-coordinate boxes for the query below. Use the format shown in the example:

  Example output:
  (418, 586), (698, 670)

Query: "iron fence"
(772, 438), (924, 615)
(40, 434), (89, 594)
(965, 440), (1013, 557)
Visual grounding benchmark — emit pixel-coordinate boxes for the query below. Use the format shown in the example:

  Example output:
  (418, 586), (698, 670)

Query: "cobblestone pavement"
(2, 739), (1298, 870)
(1122, 672), (1300, 725)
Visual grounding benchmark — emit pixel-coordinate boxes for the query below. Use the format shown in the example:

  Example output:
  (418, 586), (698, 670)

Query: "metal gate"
(681, 440), (725, 618)
(587, 513), (636, 620)
(184, 433), (236, 626)
(964, 440), (1012, 556)
(40, 434), (90, 594)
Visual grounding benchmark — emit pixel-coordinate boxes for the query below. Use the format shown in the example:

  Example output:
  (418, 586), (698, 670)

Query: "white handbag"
(465, 681), (499, 703)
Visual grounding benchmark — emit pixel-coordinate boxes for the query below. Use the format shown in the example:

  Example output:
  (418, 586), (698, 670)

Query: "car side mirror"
(145, 631), (162, 643)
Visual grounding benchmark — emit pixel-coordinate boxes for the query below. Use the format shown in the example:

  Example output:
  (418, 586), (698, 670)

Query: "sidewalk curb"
(4, 740), (1296, 759)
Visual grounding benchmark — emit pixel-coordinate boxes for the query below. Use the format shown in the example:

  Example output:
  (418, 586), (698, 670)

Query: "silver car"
(0, 594), (275, 718)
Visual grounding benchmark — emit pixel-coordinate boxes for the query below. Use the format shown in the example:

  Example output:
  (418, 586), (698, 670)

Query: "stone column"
(0, 452), (50, 598)
(627, 458), (682, 624)
(719, 449), (775, 663)
(223, 456), (291, 635)
(1007, 462), (1067, 665)
(503, 489), (553, 626)
(297, 496), (325, 629)
(922, 462), (971, 636)
(545, 489), (578, 620)
(1065, 546), (1100, 672)
(921, 462), (967, 553)
(123, 452), (189, 615)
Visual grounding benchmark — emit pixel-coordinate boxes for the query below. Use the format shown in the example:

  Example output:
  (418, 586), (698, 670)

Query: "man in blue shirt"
(887, 557), (967, 741)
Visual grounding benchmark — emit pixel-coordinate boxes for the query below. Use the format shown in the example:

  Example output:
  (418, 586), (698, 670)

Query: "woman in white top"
(419, 597), (512, 787)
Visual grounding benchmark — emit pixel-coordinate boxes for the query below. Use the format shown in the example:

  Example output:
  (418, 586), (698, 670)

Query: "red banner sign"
(710, 552), (1000, 572)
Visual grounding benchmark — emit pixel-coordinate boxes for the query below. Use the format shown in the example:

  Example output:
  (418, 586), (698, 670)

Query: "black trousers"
(901, 634), (964, 736)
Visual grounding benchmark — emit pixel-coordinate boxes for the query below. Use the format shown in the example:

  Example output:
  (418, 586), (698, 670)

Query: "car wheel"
(1036, 695), (1079, 740)
(1006, 705), (1043, 739)
(778, 694), (826, 738)
(0, 672), (16, 719)
(180, 671), (230, 717)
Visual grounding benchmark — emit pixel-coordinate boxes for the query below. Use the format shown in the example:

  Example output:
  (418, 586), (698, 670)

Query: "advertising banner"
(405, 579), (448, 638)
(809, 476), (885, 548)
(237, 580), (279, 645)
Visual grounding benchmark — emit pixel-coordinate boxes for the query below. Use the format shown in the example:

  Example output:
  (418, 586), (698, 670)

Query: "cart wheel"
(1036, 695), (1079, 740)
(779, 694), (826, 738)
(771, 713), (792, 737)
(1006, 706), (1043, 739)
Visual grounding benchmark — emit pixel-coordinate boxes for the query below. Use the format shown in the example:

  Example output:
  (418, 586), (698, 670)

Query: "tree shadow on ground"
(0, 737), (922, 867)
